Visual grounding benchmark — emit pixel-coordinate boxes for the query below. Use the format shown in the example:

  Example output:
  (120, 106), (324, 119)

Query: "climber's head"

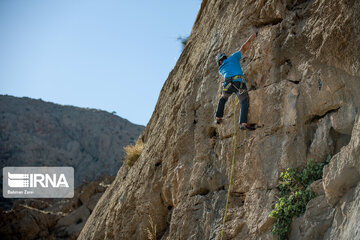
(215, 52), (227, 66)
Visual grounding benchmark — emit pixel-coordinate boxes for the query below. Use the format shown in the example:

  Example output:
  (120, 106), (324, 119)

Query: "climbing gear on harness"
(223, 76), (245, 92)
(223, 82), (232, 92)
(216, 52), (227, 66)
(223, 81), (244, 92)
(220, 97), (238, 240)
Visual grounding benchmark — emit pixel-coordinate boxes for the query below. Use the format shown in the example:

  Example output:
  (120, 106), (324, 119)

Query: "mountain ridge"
(0, 94), (144, 186)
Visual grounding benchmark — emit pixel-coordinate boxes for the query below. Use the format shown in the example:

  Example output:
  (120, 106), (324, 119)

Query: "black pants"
(216, 81), (249, 124)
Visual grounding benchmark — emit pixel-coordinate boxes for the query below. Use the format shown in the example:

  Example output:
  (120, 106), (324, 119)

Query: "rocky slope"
(79, 0), (360, 239)
(0, 95), (144, 186)
(0, 176), (114, 240)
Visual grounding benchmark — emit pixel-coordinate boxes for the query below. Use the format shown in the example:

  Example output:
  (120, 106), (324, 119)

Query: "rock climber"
(215, 32), (257, 130)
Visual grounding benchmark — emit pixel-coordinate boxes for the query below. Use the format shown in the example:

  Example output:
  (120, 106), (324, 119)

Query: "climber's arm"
(240, 33), (257, 55)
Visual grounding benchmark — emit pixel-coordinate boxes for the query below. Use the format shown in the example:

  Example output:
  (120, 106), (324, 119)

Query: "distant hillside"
(0, 95), (144, 185)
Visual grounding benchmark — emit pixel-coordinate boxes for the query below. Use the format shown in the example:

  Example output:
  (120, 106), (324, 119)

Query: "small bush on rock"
(269, 156), (331, 240)
(124, 139), (143, 167)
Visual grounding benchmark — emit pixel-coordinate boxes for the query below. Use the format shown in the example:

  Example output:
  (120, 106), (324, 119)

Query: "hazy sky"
(0, 0), (200, 126)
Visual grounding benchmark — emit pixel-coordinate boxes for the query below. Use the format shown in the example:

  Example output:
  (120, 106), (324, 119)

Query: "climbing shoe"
(215, 117), (222, 124)
(240, 123), (255, 130)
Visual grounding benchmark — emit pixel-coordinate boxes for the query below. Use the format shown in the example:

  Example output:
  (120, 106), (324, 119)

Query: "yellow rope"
(220, 98), (238, 240)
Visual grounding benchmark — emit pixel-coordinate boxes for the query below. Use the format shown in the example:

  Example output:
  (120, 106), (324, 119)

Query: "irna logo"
(3, 167), (74, 198)
(8, 172), (69, 188)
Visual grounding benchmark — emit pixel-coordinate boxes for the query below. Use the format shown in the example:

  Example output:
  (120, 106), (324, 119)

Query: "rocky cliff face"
(0, 95), (144, 187)
(79, 0), (360, 239)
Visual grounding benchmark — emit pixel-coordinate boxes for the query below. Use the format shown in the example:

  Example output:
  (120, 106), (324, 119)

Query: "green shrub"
(124, 139), (144, 167)
(269, 156), (331, 240)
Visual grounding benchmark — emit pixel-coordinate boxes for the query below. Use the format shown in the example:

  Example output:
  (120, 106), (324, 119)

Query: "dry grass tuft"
(146, 215), (156, 240)
(124, 139), (143, 167)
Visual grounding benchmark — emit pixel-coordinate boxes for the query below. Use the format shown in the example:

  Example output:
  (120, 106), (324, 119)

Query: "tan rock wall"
(79, 0), (360, 239)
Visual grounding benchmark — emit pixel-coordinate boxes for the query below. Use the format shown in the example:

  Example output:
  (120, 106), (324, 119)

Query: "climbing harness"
(226, 74), (245, 82)
(220, 97), (238, 240)
(223, 75), (245, 91)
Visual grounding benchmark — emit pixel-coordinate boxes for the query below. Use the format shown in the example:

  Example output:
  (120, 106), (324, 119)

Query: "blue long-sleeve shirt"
(218, 51), (245, 86)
